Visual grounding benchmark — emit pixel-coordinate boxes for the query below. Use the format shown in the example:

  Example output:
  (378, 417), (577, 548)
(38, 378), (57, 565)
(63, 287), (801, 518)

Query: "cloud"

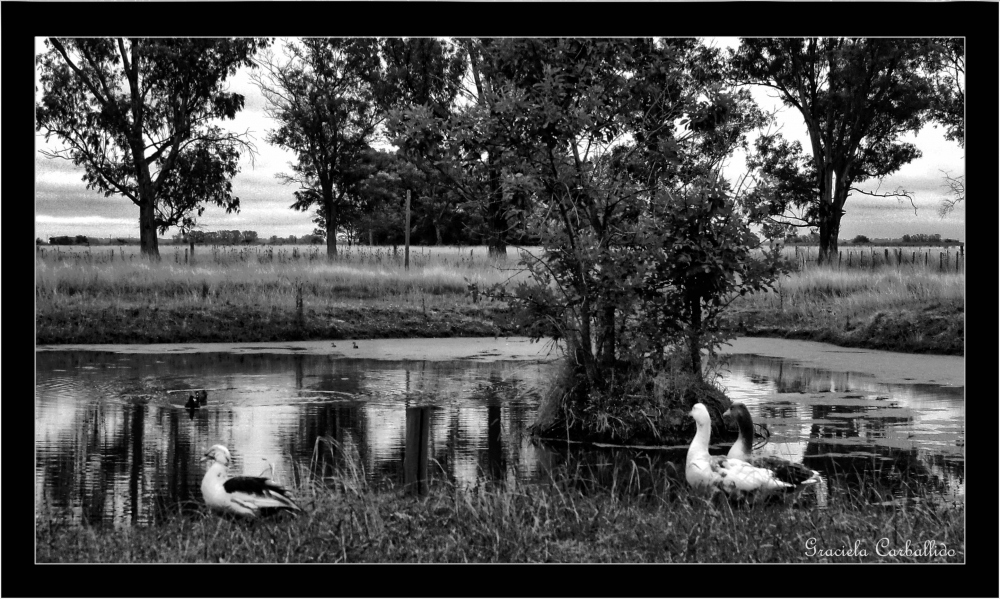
(36, 215), (134, 226)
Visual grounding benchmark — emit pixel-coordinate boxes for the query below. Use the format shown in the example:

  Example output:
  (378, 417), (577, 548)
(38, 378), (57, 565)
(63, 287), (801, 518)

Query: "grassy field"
(725, 267), (965, 354)
(35, 243), (964, 354)
(35, 245), (530, 343)
(36, 452), (964, 564)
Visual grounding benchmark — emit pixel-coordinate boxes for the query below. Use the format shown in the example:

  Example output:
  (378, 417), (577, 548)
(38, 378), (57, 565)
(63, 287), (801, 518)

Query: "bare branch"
(938, 168), (964, 217)
(849, 182), (916, 215)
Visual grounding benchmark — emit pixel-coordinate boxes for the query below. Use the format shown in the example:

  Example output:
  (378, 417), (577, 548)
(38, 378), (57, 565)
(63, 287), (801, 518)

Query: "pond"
(35, 337), (964, 526)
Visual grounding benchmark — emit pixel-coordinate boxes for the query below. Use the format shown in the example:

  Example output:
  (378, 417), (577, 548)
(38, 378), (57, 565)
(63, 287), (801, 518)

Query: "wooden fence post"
(404, 189), (411, 271)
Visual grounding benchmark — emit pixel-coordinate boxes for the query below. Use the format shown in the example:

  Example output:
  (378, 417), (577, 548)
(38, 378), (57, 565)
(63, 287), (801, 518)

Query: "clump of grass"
(529, 351), (731, 447)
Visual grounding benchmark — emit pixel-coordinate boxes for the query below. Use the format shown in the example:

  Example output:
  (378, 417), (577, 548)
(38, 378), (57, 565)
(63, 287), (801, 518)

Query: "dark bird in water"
(352, 342), (359, 349)
(331, 342), (337, 348)
(723, 402), (823, 488)
(185, 395), (200, 410)
(200, 445), (303, 518)
(197, 390), (208, 405)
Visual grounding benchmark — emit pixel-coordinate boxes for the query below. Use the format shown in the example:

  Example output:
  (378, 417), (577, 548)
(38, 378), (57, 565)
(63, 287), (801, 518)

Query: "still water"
(35, 338), (964, 526)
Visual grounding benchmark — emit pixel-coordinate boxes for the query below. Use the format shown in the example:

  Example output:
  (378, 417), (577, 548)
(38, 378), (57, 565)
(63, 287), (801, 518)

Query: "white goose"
(200, 445), (303, 517)
(723, 402), (822, 488)
(686, 403), (806, 495)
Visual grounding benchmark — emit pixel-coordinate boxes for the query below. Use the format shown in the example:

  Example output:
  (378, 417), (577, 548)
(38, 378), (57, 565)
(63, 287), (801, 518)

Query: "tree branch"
(849, 181), (916, 215)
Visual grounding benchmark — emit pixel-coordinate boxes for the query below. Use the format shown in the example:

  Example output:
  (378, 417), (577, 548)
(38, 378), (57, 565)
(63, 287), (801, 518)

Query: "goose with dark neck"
(723, 402), (822, 488)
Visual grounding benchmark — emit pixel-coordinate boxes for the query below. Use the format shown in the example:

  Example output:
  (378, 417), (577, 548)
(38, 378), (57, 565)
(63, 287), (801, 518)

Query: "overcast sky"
(34, 37), (965, 243)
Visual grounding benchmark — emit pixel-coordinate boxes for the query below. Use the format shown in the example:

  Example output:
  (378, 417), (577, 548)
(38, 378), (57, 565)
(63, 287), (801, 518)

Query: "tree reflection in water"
(35, 346), (962, 526)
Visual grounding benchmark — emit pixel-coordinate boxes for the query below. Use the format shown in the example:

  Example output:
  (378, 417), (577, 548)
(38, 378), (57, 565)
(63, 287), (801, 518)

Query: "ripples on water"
(35, 346), (964, 526)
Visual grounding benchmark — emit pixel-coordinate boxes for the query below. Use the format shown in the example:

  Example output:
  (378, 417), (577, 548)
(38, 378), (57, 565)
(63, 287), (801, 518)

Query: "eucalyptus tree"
(731, 38), (936, 263)
(251, 38), (383, 258)
(35, 38), (268, 258)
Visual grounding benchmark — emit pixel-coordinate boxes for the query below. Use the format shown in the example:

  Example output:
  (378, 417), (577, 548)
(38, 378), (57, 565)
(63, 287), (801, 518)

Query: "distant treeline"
(782, 231), (962, 247)
(39, 225), (539, 246)
(39, 231), (962, 248)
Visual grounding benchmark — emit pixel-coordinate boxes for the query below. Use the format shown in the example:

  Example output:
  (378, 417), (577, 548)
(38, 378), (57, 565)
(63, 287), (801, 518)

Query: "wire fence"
(783, 244), (966, 274)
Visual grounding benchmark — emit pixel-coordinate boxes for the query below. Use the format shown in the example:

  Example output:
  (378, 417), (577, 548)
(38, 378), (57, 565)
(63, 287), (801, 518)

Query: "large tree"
(251, 38), (383, 259)
(491, 39), (769, 384)
(36, 38), (267, 258)
(388, 38), (530, 256)
(375, 38), (468, 246)
(731, 38), (935, 263)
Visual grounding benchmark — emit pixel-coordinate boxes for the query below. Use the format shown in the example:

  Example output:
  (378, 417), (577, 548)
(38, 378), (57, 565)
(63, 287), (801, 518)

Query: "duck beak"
(200, 452), (213, 463)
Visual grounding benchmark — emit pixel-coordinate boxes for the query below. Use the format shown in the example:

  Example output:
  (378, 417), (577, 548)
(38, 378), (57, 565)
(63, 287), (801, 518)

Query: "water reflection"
(36, 351), (550, 526)
(716, 354), (965, 502)
(404, 407), (431, 496)
(36, 345), (964, 527)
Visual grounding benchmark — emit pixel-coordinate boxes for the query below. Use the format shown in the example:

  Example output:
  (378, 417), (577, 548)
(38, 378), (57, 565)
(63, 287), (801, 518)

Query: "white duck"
(723, 402), (822, 488)
(686, 403), (806, 495)
(200, 445), (302, 517)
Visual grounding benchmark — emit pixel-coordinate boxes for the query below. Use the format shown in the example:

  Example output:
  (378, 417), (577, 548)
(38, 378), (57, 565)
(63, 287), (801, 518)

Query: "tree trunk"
(818, 175), (848, 264)
(138, 199), (159, 259)
(575, 261), (598, 392)
(324, 192), (338, 260)
(326, 218), (338, 259)
(598, 305), (616, 370)
(687, 292), (702, 380)
(486, 156), (507, 257)
(817, 208), (843, 264)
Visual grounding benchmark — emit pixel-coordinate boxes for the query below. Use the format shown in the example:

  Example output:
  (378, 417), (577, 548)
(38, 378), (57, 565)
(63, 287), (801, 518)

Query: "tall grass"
(35, 245), (531, 306)
(734, 268), (965, 329)
(726, 266), (964, 354)
(36, 438), (964, 563)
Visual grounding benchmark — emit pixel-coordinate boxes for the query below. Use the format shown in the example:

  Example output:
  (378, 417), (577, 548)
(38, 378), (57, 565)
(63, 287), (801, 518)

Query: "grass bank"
(35, 246), (963, 355)
(35, 246), (524, 343)
(36, 462), (964, 564)
(723, 268), (964, 355)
